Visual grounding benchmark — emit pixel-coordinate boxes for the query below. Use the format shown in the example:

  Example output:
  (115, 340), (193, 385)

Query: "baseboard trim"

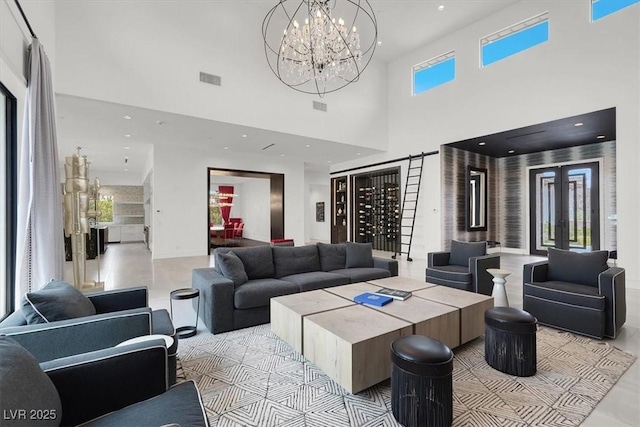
(488, 247), (528, 255)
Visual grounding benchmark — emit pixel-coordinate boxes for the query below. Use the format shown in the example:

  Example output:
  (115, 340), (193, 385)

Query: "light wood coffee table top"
(304, 304), (411, 344)
(271, 289), (353, 316)
(323, 282), (381, 300)
(366, 276), (437, 292)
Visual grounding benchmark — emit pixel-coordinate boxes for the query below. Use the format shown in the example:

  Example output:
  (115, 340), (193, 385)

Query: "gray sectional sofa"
(192, 242), (398, 334)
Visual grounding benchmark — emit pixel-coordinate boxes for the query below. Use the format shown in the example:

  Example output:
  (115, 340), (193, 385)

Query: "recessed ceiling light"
(280, 154), (285, 157)
(438, 5), (445, 11)
(242, 134), (247, 138)
(124, 134), (131, 138)
(597, 135), (605, 139)
(377, 40), (382, 46)
(356, 152), (361, 156)
(223, 147), (229, 150)
(305, 144), (311, 148)
(478, 142), (486, 146)
(508, 150), (515, 154)
(124, 146), (130, 150)
(123, 115), (132, 120)
(124, 168), (129, 171)
(327, 160), (332, 163)
(574, 122), (584, 127)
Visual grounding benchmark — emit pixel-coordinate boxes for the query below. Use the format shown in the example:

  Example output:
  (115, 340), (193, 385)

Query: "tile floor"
(65, 242), (640, 426)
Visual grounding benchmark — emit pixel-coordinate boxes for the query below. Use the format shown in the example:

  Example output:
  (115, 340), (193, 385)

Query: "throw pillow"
(449, 240), (486, 267)
(345, 242), (374, 268)
(0, 336), (62, 426)
(547, 247), (609, 287)
(21, 280), (96, 324)
(217, 251), (249, 287)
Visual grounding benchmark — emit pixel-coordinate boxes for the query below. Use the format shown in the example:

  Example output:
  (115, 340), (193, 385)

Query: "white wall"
(334, 1), (640, 287)
(237, 179), (271, 242)
(152, 144), (305, 259)
(53, 1), (388, 151)
(304, 170), (331, 243)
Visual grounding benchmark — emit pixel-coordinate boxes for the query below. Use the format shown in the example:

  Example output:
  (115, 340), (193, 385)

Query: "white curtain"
(15, 38), (64, 302)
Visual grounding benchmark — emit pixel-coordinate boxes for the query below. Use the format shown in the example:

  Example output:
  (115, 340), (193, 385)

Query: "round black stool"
(170, 288), (200, 338)
(484, 307), (537, 377)
(390, 335), (453, 427)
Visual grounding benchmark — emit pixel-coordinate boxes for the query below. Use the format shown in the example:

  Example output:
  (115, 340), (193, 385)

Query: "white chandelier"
(263, 0), (377, 97)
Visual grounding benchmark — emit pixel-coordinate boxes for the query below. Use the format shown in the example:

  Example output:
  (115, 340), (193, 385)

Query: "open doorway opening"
(207, 168), (284, 254)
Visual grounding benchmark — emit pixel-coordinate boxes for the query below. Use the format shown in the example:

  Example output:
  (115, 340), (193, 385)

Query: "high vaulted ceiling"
(56, 1), (520, 176)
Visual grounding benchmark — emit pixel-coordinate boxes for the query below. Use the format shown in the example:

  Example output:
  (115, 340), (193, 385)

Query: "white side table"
(487, 268), (511, 307)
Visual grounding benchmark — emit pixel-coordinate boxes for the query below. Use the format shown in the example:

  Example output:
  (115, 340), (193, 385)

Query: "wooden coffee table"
(270, 289), (354, 353)
(413, 285), (494, 344)
(326, 282), (460, 348)
(270, 281), (492, 394)
(303, 304), (412, 394)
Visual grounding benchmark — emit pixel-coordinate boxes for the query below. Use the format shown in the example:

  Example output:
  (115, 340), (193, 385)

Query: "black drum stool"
(390, 335), (453, 427)
(484, 307), (537, 377)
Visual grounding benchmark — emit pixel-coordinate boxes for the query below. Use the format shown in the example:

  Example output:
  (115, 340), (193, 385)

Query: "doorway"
(529, 162), (600, 255)
(207, 168), (284, 255)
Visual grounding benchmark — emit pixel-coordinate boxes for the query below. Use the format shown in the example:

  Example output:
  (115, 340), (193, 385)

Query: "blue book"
(353, 292), (393, 307)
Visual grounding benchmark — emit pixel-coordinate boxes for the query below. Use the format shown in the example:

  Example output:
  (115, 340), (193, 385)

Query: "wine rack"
(351, 167), (400, 251)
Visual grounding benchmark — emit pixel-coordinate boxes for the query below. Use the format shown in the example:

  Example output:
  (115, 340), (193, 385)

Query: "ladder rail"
(394, 153), (425, 261)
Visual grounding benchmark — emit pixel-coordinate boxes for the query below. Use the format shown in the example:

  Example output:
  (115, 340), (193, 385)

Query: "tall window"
(591, 0), (639, 21)
(97, 195), (114, 223)
(1, 83), (17, 320)
(481, 12), (549, 67)
(412, 51), (456, 96)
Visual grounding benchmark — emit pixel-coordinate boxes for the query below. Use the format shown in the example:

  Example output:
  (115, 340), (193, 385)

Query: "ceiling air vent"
(313, 101), (327, 112)
(199, 72), (221, 86)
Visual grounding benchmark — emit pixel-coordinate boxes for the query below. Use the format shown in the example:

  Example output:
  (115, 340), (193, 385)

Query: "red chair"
(223, 222), (235, 239)
(233, 222), (244, 239)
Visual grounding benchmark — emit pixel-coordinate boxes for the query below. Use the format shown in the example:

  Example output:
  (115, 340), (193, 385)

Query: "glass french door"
(529, 162), (600, 255)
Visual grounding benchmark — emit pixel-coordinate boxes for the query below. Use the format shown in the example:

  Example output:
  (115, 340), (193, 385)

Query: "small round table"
(487, 268), (511, 307)
(170, 288), (200, 338)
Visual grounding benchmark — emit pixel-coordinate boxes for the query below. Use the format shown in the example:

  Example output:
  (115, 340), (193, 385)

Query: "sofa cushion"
(524, 281), (605, 310)
(331, 267), (391, 283)
(82, 381), (208, 427)
(280, 271), (350, 292)
(22, 280), (96, 324)
(345, 242), (374, 268)
(317, 243), (347, 271)
(426, 264), (472, 284)
(217, 251), (249, 287)
(214, 246), (275, 280)
(273, 245), (321, 279)
(234, 279), (299, 310)
(547, 248), (609, 287)
(0, 336), (62, 426)
(449, 240), (486, 267)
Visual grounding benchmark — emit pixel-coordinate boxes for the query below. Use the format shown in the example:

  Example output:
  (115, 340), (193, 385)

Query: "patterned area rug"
(177, 324), (635, 427)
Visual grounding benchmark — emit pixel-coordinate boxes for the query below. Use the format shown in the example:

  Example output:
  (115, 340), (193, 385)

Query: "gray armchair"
(0, 286), (178, 384)
(0, 335), (209, 427)
(426, 240), (500, 296)
(523, 248), (625, 339)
